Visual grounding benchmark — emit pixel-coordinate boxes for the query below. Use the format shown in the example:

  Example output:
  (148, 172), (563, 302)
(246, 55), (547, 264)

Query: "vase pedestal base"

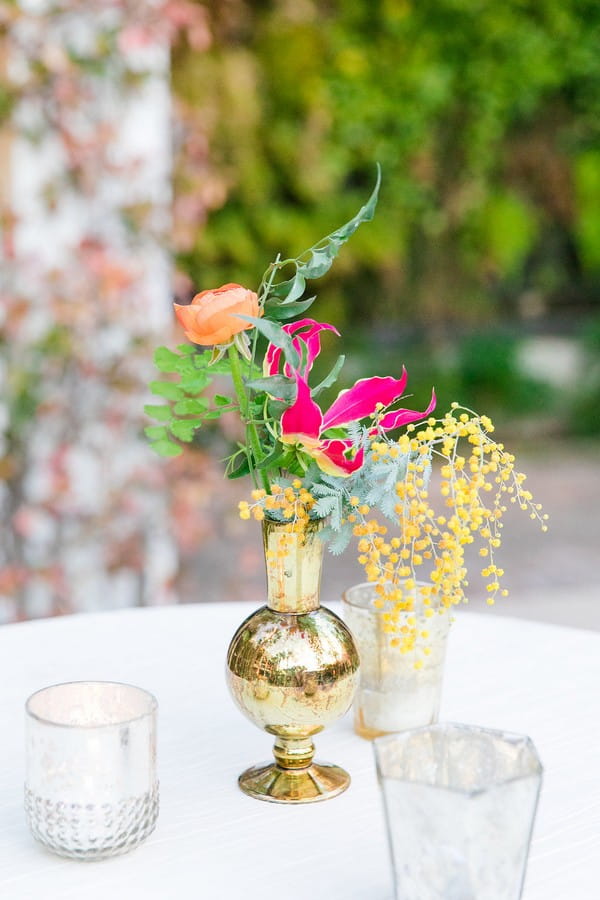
(238, 761), (351, 804)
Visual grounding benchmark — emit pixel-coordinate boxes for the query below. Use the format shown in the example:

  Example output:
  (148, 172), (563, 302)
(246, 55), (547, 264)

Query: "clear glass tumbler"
(25, 681), (158, 860)
(342, 582), (451, 738)
(374, 723), (543, 900)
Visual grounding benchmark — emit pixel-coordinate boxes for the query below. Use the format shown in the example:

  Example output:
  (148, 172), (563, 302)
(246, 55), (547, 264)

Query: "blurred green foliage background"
(173, 0), (600, 431)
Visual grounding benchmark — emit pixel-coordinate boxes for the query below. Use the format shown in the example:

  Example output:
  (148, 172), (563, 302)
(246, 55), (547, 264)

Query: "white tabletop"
(0, 602), (598, 899)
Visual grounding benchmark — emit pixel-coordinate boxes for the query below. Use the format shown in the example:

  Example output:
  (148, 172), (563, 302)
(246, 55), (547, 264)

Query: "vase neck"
(262, 519), (323, 614)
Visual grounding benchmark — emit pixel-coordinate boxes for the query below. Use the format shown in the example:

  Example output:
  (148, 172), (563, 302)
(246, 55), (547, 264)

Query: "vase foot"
(238, 761), (351, 804)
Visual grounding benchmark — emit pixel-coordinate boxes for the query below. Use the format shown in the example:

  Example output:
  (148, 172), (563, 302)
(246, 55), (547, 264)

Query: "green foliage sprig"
(144, 345), (236, 457)
(146, 167), (381, 477)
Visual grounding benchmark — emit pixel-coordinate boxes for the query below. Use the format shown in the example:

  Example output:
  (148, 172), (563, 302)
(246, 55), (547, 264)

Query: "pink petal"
(311, 440), (364, 477)
(264, 343), (282, 376)
(263, 319), (339, 377)
(280, 375), (323, 443)
(322, 370), (408, 430)
(294, 320), (339, 378)
(377, 388), (437, 431)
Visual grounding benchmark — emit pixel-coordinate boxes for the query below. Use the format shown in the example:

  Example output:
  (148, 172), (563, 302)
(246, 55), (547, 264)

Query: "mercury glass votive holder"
(342, 582), (451, 739)
(25, 681), (158, 860)
(374, 723), (543, 900)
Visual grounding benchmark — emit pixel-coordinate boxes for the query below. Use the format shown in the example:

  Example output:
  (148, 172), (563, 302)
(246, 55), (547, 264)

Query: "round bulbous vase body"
(226, 519), (360, 803)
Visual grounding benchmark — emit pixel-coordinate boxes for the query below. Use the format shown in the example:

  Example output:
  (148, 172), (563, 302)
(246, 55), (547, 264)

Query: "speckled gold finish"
(226, 519), (360, 803)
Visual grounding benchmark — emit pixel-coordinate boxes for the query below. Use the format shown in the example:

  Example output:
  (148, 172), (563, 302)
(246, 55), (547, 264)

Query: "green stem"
(228, 345), (270, 492)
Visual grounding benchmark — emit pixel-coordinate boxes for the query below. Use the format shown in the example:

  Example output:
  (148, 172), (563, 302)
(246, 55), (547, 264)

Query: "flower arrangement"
(147, 168), (546, 661)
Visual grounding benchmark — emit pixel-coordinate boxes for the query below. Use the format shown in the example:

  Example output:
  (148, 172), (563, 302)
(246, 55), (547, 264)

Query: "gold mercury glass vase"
(226, 518), (360, 803)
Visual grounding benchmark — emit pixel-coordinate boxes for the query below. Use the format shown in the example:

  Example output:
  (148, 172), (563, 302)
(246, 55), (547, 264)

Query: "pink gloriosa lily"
(275, 322), (436, 477)
(264, 318), (339, 379)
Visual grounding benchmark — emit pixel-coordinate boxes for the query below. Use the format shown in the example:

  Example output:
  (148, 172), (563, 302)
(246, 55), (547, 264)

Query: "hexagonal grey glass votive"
(25, 681), (158, 860)
(374, 723), (543, 900)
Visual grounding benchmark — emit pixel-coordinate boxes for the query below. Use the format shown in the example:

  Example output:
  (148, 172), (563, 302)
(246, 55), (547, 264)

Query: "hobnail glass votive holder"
(342, 581), (451, 738)
(25, 681), (158, 860)
(374, 723), (543, 900)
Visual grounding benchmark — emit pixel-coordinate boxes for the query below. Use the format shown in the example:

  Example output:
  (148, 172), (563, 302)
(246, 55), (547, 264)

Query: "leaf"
(324, 523), (354, 555)
(312, 355), (345, 397)
(177, 344), (196, 355)
(173, 398), (209, 415)
(179, 371), (211, 393)
(174, 356), (196, 376)
(150, 381), (184, 401)
(203, 410), (223, 420)
(268, 268), (306, 302)
(246, 375), (296, 401)
(227, 454), (251, 479)
(144, 404), (172, 422)
(193, 349), (213, 366)
(286, 451), (308, 476)
(206, 357), (232, 374)
(236, 315), (300, 370)
(144, 425), (168, 440)
(214, 394), (234, 407)
(311, 482), (339, 497)
(169, 419), (197, 442)
(267, 398), (289, 418)
(154, 347), (181, 373)
(314, 496), (338, 518)
(327, 164), (381, 243)
(255, 441), (287, 471)
(381, 491), (399, 520)
(298, 248), (334, 279)
(151, 438), (182, 457)
(269, 165), (382, 297)
(265, 296), (317, 321)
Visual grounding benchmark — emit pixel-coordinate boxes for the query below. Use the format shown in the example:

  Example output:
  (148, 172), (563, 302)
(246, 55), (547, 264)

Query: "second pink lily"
(266, 318), (436, 477)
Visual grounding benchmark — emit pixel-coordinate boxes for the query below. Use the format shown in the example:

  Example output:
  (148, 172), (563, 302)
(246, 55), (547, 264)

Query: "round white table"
(0, 603), (597, 899)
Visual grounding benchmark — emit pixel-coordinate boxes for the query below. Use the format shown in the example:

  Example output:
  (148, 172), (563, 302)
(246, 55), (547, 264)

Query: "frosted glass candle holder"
(342, 582), (451, 738)
(25, 681), (158, 860)
(374, 724), (543, 900)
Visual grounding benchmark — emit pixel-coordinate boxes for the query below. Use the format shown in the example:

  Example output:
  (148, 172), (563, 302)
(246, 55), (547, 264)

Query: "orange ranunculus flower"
(173, 283), (261, 346)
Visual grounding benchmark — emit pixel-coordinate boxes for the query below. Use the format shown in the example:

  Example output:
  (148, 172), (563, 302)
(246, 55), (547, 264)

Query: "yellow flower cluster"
(238, 480), (316, 533)
(353, 407), (547, 659)
(238, 407), (547, 667)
